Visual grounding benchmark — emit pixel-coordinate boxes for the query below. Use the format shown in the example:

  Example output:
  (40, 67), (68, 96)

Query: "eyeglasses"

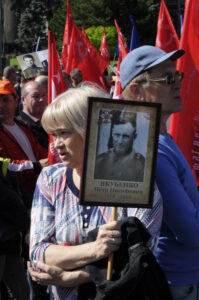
(138, 71), (184, 85)
(148, 71), (184, 85)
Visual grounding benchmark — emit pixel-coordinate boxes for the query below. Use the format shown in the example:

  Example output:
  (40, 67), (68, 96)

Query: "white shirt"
(3, 122), (36, 162)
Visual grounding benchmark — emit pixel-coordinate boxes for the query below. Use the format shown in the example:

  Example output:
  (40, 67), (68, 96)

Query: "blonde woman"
(29, 83), (163, 299)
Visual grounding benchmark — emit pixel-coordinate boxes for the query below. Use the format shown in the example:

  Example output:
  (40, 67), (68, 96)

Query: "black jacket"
(17, 111), (48, 149)
(0, 164), (30, 254)
(78, 217), (172, 300)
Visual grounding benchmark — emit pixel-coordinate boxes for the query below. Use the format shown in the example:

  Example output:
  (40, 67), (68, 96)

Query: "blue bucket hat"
(120, 45), (185, 89)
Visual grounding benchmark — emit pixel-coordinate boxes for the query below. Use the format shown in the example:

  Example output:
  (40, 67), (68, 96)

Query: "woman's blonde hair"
(41, 82), (109, 137)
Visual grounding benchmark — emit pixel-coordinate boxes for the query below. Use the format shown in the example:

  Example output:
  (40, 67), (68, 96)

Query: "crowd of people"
(0, 44), (199, 300)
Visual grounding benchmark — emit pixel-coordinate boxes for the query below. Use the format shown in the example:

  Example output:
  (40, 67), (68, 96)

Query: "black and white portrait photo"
(80, 97), (161, 208)
(17, 50), (48, 79)
(94, 109), (148, 182)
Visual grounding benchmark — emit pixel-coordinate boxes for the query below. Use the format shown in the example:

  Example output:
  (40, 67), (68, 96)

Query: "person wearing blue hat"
(120, 45), (199, 300)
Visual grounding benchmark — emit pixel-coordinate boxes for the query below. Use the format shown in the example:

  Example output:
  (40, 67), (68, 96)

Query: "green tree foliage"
(49, 1), (117, 57)
(49, 0), (67, 53)
(85, 26), (117, 58)
(10, 0), (181, 58)
(69, 0), (160, 45)
(10, 0), (62, 52)
(49, 0), (160, 59)
(70, 0), (112, 28)
(108, 0), (161, 45)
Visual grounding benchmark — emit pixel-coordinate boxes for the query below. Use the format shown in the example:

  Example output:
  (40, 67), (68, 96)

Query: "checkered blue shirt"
(30, 163), (163, 300)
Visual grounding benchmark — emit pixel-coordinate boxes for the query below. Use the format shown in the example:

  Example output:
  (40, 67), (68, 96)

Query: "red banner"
(61, 0), (74, 71)
(155, 0), (179, 53)
(61, 1), (107, 88)
(81, 26), (90, 44)
(100, 28), (110, 68)
(113, 20), (129, 98)
(66, 24), (107, 86)
(48, 29), (65, 165)
(169, 0), (199, 185)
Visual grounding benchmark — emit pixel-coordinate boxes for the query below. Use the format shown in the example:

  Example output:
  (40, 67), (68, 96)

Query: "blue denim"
(170, 283), (199, 300)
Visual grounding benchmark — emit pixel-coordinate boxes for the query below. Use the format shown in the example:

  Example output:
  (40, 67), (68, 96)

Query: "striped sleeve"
(8, 161), (34, 172)
(29, 168), (55, 264)
(128, 184), (163, 251)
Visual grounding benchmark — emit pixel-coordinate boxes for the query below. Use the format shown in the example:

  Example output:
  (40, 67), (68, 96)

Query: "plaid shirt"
(30, 163), (163, 300)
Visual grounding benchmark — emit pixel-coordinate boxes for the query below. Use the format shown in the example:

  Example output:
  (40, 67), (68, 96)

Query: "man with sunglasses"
(120, 45), (199, 300)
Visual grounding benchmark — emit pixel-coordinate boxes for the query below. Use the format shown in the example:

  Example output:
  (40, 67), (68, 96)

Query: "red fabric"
(0, 123), (47, 197)
(61, 0), (73, 71)
(66, 24), (107, 86)
(48, 29), (65, 165)
(113, 61), (122, 98)
(155, 0), (179, 53)
(61, 1), (107, 87)
(100, 28), (110, 68)
(81, 26), (90, 44)
(168, 0), (199, 185)
(48, 29), (65, 105)
(113, 20), (129, 99)
(115, 20), (129, 59)
(99, 75), (109, 92)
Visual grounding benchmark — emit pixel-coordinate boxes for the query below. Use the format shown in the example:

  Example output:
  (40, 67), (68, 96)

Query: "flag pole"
(177, 0), (182, 36)
(107, 206), (117, 280)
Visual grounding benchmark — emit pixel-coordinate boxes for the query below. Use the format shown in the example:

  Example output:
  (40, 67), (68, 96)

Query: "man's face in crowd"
(24, 57), (34, 68)
(112, 122), (135, 157)
(62, 73), (72, 90)
(9, 70), (17, 85)
(0, 94), (17, 125)
(22, 82), (47, 119)
(129, 60), (183, 117)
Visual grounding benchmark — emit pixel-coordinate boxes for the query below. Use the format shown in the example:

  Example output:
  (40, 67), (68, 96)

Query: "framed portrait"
(79, 97), (161, 208)
(17, 49), (48, 78)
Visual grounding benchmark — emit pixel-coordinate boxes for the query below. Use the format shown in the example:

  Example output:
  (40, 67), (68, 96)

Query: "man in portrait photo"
(22, 54), (42, 79)
(94, 109), (145, 182)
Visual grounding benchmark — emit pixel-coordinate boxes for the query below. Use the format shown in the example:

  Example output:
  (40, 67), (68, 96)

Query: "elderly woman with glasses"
(28, 83), (163, 299)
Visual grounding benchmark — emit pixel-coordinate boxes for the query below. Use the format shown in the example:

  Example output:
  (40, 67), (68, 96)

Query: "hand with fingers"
(39, 158), (49, 168)
(27, 261), (90, 287)
(94, 221), (122, 260)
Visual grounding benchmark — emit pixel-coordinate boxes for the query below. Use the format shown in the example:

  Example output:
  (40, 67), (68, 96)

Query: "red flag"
(48, 29), (65, 165)
(113, 20), (129, 98)
(115, 20), (129, 59)
(100, 28), (110, 68)
(155, 0), (179, 52)
(168, 0), (199, 185)
(67, 24), (107, 86)
(81, 26), (90, 44)
(61, 0), (74, 71)
(61, 1), (107, 88)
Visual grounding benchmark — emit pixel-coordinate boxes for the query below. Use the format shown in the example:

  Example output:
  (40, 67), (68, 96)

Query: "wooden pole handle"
(107, 207), (117, 280)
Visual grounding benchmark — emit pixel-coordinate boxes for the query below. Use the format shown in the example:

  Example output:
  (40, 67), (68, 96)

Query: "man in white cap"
(120, 45), (199, 300)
